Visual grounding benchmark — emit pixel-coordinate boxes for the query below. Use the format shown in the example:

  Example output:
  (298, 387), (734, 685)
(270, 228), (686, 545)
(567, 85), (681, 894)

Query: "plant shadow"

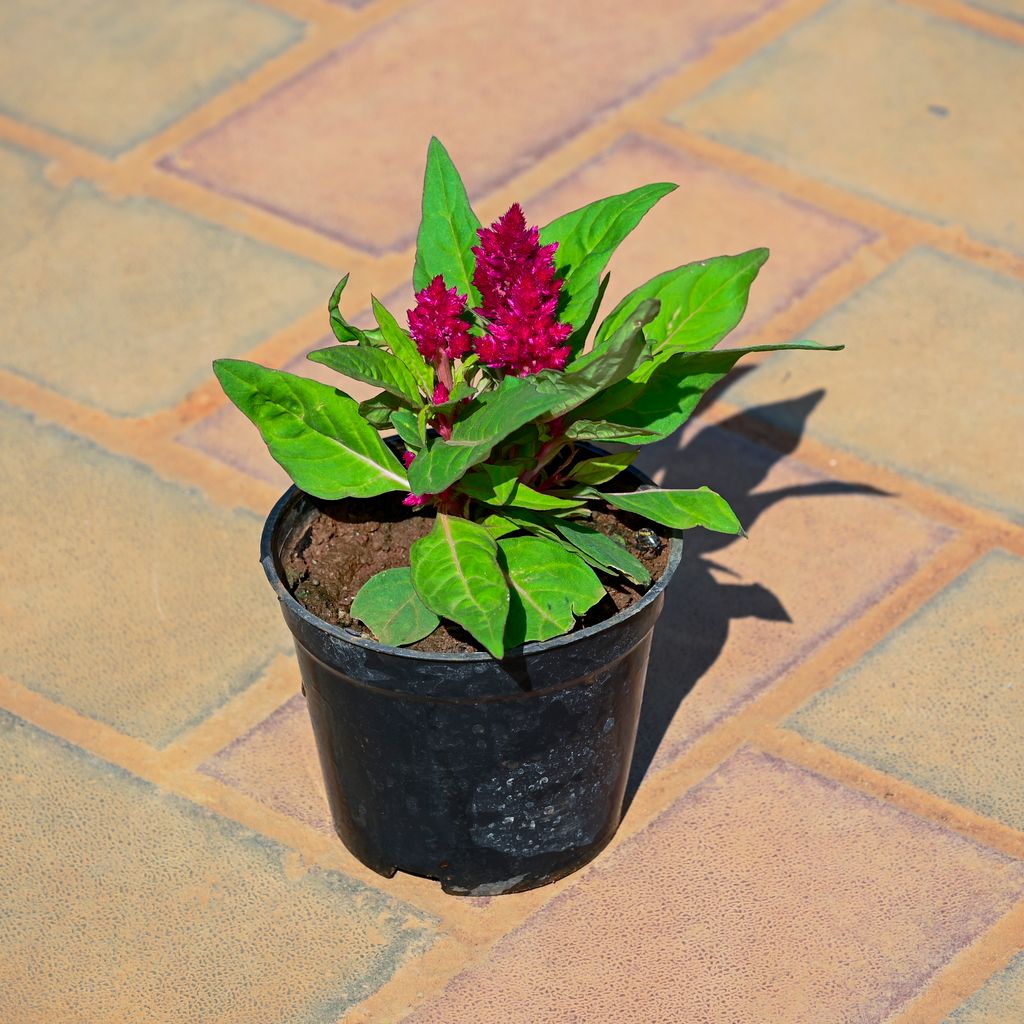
(623, 390), (888, 811)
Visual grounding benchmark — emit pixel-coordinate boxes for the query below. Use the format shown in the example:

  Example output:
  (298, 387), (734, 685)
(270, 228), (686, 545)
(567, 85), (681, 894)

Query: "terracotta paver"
(164, 0), (781, 250)
(0, 709), (437, 1023)
(671, 0), (1024, 255)
(0, 0), (303, 155)
(524, 132), (871, 342)
(1, 0), (1022, 1020)
(629, 417), (951, 779)
(0, 402), (288, 748)
(403, 749), (1024, 1023)
(201, 692), (333, 834)
(788, 551), (1024, 829)
(0, 140), (335, 418)
(726, 248), (1024, 523)
(946, 952), (1024, 1024)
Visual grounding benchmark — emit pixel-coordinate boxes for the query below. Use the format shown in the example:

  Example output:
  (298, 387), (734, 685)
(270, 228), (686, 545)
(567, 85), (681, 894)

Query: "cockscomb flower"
(471, 203), (572, 376)
(407, 276), (472, 363)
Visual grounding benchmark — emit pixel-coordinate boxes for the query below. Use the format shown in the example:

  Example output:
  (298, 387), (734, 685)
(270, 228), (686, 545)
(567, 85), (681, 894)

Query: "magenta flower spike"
(407, 276), (472, 363)
(471, 203), (572, 376)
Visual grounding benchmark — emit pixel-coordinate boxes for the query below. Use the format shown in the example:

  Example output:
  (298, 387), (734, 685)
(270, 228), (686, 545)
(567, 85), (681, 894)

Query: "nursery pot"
(260, 460), (682, 896)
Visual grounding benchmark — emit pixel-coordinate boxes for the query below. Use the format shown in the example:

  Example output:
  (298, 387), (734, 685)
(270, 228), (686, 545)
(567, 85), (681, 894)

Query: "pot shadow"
(623, 390), (888, 811)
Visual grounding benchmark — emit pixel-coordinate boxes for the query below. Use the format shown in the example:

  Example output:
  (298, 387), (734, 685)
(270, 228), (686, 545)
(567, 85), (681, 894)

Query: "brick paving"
(1, 1), (1021, 1020)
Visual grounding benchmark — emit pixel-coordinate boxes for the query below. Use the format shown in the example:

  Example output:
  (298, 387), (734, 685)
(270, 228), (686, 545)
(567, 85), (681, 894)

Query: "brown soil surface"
(282, 494), (670, 654)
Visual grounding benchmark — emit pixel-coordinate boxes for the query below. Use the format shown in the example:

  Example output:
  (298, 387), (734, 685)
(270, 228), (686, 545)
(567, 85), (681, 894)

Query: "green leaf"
(308, 345), (422, 408)
(328, 274), (374, 345)
(358, 392), (403, 429)
(563, 420), (659, 442)
(531, 299), (659, 421)
(350, 568), (439, 646)
(574, 341), (843, 444)
(551, 517), (651, 585)
(457, 462), (522, 505)
(569, 271), (611, 353)
(413, 137), (482, 304)
(410, 514), (509, 658)
(371, 296), (434, 395)
(568, 451), (637, 486)
(391, 408), (425, 449)
(500, 508), (564, 543)
(540, 183), (676, 350)
(590, 486), (741, 534)
(481, 513), (519, 539)
(498, 536), (605, 646)
(212, 360), (408, 499)
(408, 375), (562, 495)
(501, 483), (584, 512)
(594, 250), (769, 374)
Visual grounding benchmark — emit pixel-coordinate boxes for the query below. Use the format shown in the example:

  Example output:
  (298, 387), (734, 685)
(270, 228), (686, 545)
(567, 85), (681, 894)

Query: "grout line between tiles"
(637, 121), (1024, 283)
(754, 727), (1024, 861)
(888, 897), (1024, 1024)
(899, 0), (1024, 43)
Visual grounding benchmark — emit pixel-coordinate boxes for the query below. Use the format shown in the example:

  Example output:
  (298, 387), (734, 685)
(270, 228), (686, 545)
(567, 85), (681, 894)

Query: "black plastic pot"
(260, 460), (682, 896)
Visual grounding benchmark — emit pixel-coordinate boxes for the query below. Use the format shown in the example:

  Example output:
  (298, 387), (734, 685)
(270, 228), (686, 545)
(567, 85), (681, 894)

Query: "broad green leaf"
(328, 274), (379, 345)
(568, 451), (637, 486)
(531, 299), (659, 421)
(391, 407), (425, 449)
(563, 419), (659, 442)
(411, 514), (509, 658)
(551, 517), (651, 585)
(408, 375), (563, 494)
(371, 296), (434, 395)
(540, 183), (676, 350)
(350, 568), (439, 646)
(413, 137), (482, 304)
(308, 345), (422, 408)
(594, 250), (770, 375)
(359, 392), (403, 429)
(590, 486), (741, 534)
(481, 513), (519, 539)
(566, 271), (610, 357)
(500, 508), (563, 543)
(573, 341), (843, 444)
(212, 360), (408, 499)
(457, 462), (522, 505)
(498, 536), (605, 646)
(500, 482), (585, 512)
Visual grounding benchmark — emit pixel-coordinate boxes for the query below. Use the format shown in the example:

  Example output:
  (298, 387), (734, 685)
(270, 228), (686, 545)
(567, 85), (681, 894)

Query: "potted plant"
(213, 138), (840, 896)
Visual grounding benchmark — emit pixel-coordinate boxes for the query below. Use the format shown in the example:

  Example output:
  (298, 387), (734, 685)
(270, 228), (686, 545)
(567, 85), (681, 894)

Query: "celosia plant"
(215, 138), (840, 657)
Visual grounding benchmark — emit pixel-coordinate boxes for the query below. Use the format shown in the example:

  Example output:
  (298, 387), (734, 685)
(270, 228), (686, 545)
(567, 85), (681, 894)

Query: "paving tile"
(0, 142), (334, 418)
(966, 0), (1024, 22)
(0, 0), (303, 155)
(525, 134), (870, 343)
(946, 952), (1024, 1024)
(0, 709), (437, 1023)
(180, 276), (414, 485)
(788, 551), (1024, 830)
(403, 748), (1024, 1023)
(202, 693), (333, 833)
(0, 402), (290, 748)
(165, 0), (781, 250)
(725, 247), (1024, 523)
(671, 0), (1024, 255)
(628, 414), (951, 785)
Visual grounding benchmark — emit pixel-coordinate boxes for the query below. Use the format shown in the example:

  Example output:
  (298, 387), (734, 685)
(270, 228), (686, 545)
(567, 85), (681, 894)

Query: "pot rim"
(261, 481), (683, 665)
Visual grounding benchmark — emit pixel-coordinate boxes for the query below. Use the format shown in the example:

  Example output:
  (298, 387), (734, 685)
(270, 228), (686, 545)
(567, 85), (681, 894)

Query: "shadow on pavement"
(624, 390), (888, 811)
